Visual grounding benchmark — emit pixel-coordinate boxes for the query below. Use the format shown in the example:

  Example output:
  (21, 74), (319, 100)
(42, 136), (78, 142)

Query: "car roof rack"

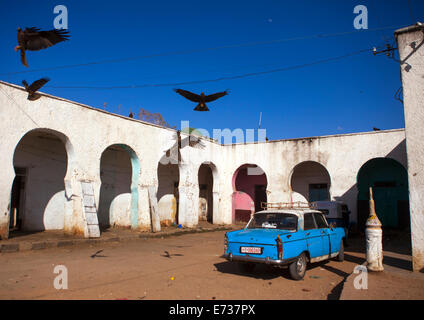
(261, 201), (317, 210)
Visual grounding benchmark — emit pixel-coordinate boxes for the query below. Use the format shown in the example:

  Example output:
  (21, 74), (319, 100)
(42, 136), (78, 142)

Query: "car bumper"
(223, 253), (296, 266)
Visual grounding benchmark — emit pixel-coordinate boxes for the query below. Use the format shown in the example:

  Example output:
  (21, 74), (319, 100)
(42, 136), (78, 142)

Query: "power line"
(0, 25), (401, 76)
(407, 0), (416, 24)
(47, 48), (372, 90)
(0, 86), (39, 126)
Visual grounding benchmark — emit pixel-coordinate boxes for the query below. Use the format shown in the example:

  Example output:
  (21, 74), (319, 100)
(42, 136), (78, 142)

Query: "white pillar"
(395, 23), (424, 271)
(178, 164), (199, 227)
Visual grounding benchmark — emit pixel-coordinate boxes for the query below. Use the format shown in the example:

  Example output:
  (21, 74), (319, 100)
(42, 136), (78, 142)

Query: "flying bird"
(174, 89), (229, 111)
(163, 130), (205, 164)
(22, 77), (50, 101)
(15, 27), (70, 67)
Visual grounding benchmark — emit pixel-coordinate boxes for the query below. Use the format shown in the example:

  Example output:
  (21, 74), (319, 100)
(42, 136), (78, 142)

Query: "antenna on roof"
(258, 112), (262, 130)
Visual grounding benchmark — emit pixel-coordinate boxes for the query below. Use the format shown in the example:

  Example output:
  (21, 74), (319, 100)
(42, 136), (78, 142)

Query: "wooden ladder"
(81, 181), (100, 238)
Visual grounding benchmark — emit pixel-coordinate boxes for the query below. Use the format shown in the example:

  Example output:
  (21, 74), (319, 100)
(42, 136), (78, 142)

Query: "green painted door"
(374, 185), (398, 228)
(357, 158), (409, 229)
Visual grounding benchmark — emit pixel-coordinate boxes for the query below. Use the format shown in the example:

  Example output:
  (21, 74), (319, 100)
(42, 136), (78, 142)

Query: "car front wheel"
(289, 253), (307, 280)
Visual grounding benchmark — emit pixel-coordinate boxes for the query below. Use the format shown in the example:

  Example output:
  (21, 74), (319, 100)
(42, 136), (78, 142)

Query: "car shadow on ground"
(215, 258), (350, 281)
(214, 260), (292, 280)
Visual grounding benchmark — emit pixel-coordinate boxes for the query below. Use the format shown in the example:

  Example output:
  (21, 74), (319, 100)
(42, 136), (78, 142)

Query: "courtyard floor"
(1, 228), (422, 300)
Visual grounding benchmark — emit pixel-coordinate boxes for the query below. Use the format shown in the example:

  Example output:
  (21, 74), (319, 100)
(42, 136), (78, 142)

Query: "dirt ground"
(0, 230), (422, 300)
(341, 269), (424, 300)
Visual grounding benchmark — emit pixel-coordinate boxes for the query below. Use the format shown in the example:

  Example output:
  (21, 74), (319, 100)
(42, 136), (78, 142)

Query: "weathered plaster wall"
(217, 131), (407, 227)
(396, 24), (424, 271)
(0, 82), (224, 238)
(0, 81), (409, 243)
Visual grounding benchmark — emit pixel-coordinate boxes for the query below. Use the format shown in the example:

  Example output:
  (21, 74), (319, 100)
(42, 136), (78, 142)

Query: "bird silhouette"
(174, 89), (229, 111)
(15, 27), (70, 67)
(90, 249), (107, 258)
(22, 78), (50, 101)
(161, 251), (183, 258)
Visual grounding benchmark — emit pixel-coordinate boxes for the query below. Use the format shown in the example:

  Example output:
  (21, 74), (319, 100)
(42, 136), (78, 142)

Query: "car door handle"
(306, 232), (310, 236)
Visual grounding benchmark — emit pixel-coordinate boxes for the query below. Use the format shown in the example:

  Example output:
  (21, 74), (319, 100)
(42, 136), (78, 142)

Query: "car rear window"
(247, 212), (298, 231)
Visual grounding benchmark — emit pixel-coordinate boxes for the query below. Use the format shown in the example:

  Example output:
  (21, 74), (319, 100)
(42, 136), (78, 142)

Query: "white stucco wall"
(0, 81), (409, 244)
(396, 24), (424, 271)
(217, 130), (407, 227)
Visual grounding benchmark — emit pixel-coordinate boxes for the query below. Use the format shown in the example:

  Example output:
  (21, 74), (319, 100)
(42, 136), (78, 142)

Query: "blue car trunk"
(227, 229), (292, 260)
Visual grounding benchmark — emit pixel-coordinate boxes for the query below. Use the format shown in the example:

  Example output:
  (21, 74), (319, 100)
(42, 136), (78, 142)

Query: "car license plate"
(240, 247), (262, 254)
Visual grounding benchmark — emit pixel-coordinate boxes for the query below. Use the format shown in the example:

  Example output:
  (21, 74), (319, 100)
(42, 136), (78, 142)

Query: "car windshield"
(246, 212), (298, 231)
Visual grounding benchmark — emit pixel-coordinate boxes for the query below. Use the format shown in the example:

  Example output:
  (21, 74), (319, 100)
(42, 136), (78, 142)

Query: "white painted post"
(365, 187), (384, 271)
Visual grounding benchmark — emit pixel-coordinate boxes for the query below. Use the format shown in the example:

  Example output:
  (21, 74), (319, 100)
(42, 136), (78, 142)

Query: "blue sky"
(0, 0), (422, 141)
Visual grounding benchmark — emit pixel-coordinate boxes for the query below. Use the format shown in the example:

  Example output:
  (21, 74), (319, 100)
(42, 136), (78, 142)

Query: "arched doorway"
(357, 158), (409, 229)
(98, 144), (140, 230)
(290, 161), (331, 202)
(232, 164), (267, 223)
(10, 129), (70, 233)
(198, 162), (218, 224)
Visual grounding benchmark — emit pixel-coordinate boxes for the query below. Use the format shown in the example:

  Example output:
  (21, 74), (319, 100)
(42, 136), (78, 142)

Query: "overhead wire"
(0, 25), (402, 76)
(46, 48), (372, 90)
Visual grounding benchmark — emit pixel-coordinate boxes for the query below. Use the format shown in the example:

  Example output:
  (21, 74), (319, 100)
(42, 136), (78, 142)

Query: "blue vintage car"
(224, 208), (345, 280)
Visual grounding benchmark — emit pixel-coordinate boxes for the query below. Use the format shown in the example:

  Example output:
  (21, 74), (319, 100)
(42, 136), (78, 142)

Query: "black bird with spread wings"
(15, 27), (70, 67)
(22, 78), (50, 101)
(174, 89), (229, 111)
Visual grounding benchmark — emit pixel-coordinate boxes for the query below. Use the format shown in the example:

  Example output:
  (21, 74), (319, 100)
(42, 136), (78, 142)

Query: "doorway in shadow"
(290, 161), (331, 202)
(10, 129), (69, 236)
(357, 158), (409, 230)
(98, 144), (140, 231)
(232, 164), (267, 224)
(157, 163), (180, 226)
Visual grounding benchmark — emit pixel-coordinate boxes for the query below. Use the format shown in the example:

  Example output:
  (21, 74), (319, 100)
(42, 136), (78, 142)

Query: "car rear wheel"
(289, 253), (307, 280)
(238, 262), (256, 273)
